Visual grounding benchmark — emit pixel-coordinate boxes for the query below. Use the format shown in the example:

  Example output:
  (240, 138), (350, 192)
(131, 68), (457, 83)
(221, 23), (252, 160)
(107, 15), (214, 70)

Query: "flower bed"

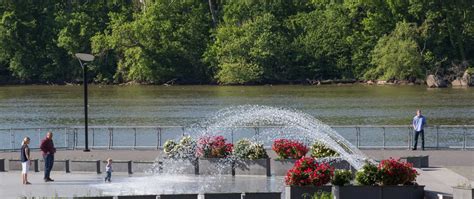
(272, 139), (308, 176)
(285, 157), (334, 199)
(233, 139), (270, 176)
(272, 139), (308, 159)
(332, 158), (423, 199)
(196, 136), (234, 175)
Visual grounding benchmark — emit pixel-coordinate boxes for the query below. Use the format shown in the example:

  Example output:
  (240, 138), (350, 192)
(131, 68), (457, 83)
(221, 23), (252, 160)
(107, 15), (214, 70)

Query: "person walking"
(40, 131), (56, 182)
(20, 137), (31, 185)
(412, 109), (426, 150)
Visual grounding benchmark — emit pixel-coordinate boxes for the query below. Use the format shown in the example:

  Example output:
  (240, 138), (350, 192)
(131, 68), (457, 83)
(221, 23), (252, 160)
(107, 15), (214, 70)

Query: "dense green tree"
(0, 1), (70, 82)
(366, 22), (422, 80)
(0, 0), (473, 84)
(92, 0), (211, 83)
(207, 13), (290, 84)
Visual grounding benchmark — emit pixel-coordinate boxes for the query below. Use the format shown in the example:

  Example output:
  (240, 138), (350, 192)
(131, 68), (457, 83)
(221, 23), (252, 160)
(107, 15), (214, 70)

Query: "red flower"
(272, 139), (309, 159)
(285, 157), (334, 186)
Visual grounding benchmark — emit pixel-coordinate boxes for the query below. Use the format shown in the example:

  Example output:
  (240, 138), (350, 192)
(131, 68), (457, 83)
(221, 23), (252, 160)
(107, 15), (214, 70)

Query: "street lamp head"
(75, 53), (95, 62)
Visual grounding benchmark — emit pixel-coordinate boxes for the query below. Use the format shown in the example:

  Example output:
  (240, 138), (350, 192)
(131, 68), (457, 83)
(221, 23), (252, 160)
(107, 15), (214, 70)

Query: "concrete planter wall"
(234, 158), (270, 176)
(9, 159), (39, 172)
(160, 159), (198, 175)
(242, 192), (281, 199)
(117, 195), (157, 199)
(202, 193), (241, 199)
(271, 159), (297, 176)
(133, 161), (155, 173)
(70, 160), (102, 174)
(453, 187), (474, 199)
(402, 156), (429, 168)
(39, 159), (70, 172)
(285, 185), (332, 199)
(0, 159), (7, 171)
(333, 185), (425, 199)
(158, 194), (198, 199)
(198, 158), (234, 175)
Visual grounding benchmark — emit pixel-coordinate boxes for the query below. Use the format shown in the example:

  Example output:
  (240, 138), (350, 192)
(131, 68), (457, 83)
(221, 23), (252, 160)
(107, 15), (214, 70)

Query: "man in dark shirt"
(40, 131), (56, 182)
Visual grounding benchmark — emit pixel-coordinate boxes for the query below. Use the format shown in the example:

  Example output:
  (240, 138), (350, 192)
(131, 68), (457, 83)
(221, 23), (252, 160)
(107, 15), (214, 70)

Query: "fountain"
(94, 105), (373, 196)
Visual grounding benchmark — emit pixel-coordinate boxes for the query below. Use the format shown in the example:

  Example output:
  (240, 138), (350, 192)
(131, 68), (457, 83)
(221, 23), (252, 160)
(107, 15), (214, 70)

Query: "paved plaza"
(0, 149), (473, 198)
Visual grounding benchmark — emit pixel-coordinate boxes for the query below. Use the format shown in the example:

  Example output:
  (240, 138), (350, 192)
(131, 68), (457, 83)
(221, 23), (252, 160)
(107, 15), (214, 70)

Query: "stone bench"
(400, 156), (429, 168)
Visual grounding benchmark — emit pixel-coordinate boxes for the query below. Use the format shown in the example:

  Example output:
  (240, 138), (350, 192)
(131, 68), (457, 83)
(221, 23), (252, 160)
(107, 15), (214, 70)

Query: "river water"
(0, 85), (473, 129)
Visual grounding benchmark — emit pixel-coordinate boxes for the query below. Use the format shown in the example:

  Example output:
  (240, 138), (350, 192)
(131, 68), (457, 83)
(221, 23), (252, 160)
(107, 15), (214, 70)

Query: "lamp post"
(75, 53), (94, 152)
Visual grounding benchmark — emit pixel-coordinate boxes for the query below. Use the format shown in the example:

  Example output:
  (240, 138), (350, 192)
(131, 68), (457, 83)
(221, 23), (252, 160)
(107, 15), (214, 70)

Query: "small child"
(104, 158), (113, 183)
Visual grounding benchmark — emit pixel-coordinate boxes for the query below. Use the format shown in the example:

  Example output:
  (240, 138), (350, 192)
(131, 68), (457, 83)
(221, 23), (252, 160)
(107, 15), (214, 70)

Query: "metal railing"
(1, 125), (473, 151)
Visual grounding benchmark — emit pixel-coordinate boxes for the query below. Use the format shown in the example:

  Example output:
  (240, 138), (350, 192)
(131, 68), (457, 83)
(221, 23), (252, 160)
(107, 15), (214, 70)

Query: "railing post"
(133, 128), (137, 149)
(436, 126), (439, 149)
(156, 128), (160, 150)
(158, 127), (162, 148)
(254, 127), (259, 142)
(64, 128), (68, 149)
(382, 127), (386, 149)
(356, 127), (360, 149)
(182, 127), (185, 136)
(463, 126), (467, 151)
(73, 128), (77, 150)
(92, 128), (95, 148)
(110, 128), (114, 149)
(107, 128), (112, 150)
(231, 128), (234, 144)
(37, 128), (41, 149)
(9, 128), (13, 151)
(408, 127), (412, 150)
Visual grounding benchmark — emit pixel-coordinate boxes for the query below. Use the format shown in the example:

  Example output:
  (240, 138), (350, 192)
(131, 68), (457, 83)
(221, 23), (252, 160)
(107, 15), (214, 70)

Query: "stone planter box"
(202, 193), (241, 199)
(333, 185), (425, 199)
(70, 160), (102, 174)
(198, 158), (234, 175)
(234, 158), (271, 176)
(133, 161), (155, 173)
(401, 156), (429, 168)
(0, 159), (8, 171)
(159, 158), (198, 175)
(159, 194), (198, 199)
(285, 185), (332, 199)
(9, 159), (40, 172)
(242, 192), (281, 199)
(453, 186), (474, 199)
(39, 159), (70, 172)
(272, 159), (297, 176)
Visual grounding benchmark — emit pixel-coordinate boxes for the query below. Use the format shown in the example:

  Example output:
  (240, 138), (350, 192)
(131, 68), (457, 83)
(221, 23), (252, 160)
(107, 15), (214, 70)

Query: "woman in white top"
(20, 137), (31, 184)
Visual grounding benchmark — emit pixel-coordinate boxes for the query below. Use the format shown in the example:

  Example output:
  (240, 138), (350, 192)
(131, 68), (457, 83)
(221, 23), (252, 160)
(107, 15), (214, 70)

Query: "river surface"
(0, 85), (473, 129)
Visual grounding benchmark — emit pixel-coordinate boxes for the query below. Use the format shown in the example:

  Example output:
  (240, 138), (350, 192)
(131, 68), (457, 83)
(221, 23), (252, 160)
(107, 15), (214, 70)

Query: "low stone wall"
(401, 156), (429, 168)
(202, 193), (241, 199)
(242, 192), (281, 199)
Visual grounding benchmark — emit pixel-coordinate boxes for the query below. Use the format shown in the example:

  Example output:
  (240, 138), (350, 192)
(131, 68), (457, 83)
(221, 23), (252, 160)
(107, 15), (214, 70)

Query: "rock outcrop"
(426, 75), (447, 88)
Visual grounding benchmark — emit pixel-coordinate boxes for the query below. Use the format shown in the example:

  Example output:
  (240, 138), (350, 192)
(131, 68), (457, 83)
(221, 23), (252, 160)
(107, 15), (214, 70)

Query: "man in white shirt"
(412, 109), (426, 150)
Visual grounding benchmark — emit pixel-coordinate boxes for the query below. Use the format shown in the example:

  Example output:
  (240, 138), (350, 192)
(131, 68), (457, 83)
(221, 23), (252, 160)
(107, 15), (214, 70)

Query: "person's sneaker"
(48, 178), (54, 182)
(411, 148), (417, 150)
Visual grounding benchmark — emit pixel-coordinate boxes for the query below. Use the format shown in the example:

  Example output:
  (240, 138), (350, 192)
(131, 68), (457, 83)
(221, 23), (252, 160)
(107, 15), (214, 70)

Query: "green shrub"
(301, 192), (333, 199)
(163, 136), (197, 159)
(310, 142), (339, 158)
(331, 169), (353, 186)
(233, 139), (268, 160)
(355, 163), (380, 185)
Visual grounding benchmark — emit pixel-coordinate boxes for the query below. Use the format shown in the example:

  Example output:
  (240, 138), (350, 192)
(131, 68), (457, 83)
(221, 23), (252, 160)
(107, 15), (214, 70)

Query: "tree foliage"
(0, 0), (473, 84)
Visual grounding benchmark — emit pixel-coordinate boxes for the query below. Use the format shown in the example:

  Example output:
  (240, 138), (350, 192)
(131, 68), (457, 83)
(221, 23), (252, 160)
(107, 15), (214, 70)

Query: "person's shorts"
(21, 160), (30, 174)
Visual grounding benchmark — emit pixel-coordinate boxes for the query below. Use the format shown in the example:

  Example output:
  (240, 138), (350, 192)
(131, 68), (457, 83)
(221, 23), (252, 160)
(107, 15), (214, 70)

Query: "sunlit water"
(0, 85), (473, 129)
